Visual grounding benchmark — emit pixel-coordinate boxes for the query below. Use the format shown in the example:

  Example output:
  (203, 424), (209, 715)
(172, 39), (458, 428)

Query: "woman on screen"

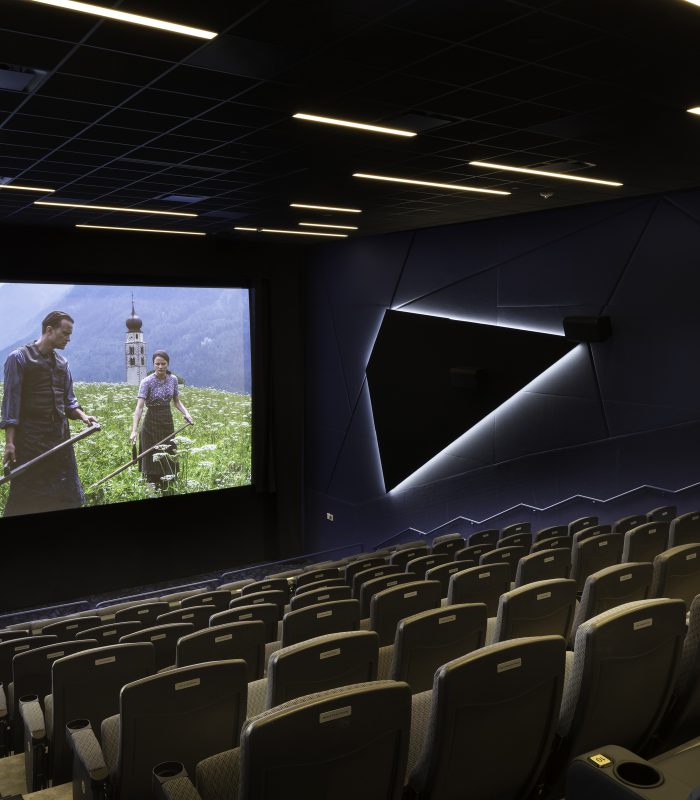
(130, 350), (193, 490)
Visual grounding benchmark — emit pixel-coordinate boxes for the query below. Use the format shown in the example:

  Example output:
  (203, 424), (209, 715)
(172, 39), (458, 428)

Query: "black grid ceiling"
(1, 0), (700, 238)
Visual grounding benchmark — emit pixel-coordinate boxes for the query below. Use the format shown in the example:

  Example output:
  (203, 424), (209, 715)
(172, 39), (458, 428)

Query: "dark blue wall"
(305, 190), (700, 550)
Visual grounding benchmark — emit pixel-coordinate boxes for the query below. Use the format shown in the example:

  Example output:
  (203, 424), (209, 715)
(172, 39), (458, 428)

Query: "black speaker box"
(563, 316), (612, 343)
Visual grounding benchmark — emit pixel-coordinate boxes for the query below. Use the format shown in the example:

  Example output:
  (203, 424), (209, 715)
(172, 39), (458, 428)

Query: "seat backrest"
(431, 537), (466, 557)
(281, 600), (361, 648)
(218, 579), (255, 593)
(557, 598), (686, 771)
(391, 603), (487, 693)
(120, 623), (194, 671)
(405, 553), (450, 580)
(651, 543), (700, 609)
(569, 533), (624, 592)
(425, 560), (476, 597)
(479, 546), (527, 582)
(431, 532), (463, 546)
(114, 602), (169, 627)
(535, 525), (568, 542)
(497, 532), (533, 550)
(572, 524), (612, 546)
(290, 585), (352, 611)
(159, 587), (216, 607)
(569, 515), (599, 535)
(229, 591), (286, 619)
(50, 642), (155, 784)
(0, 635), (60, 691)
(647, 505), (677, 523)
(75, 621), (143, 644)
(514, 548), (571, 588)
(669, 511), (700, 548)
(370, 581), (442, 646)
(210, 604), (278, 642)
(466, 529), (499, 547)
(223, 681), (411, 800)
(454, 543), (494, 563)
(569, 562), (653, 643)
(406, 636), (565, 800)
(155, 605), (217, 631)
(500, 522), (531, 538)
(267, 630), (379, 710)
(447, 563), (510, 616)
(612, 515), (647, 535)
(389, 546), (430, 570)
(295, 577), (348, 596)
(242, 578), (291, 602)
(115, 660), (248, 799)
(493, 578), (577, 643)
(359, 573), (419, 618)
(296, 568), (341, 590)
(181, 590), (233, 613)
(531, 536), (573, 553)
(344, 556), (389, 585)
(175, 621), (266, 678)
(351, 564), (404, 598)
(622, 522), (670, 563)
(10, 639), (96, 751)
(0, 629), (31, 643)
(41, 616), (101, 639)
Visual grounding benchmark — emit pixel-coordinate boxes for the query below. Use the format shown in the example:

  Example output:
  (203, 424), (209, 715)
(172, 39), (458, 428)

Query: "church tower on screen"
(125, 297), (147, 385)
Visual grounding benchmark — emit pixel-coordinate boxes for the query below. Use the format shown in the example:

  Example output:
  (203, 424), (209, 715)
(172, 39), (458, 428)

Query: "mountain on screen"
(0, 283), (251, 393)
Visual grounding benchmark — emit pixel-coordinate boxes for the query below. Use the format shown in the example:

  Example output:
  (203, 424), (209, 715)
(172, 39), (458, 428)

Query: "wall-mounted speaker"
(563, 316), (612, 343)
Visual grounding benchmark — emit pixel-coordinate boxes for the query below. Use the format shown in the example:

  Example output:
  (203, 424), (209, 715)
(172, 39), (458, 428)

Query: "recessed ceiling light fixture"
(353, 173), (510, 195)
(687, 106), (700, 116)
(0, 183), (54, 192)
(468, 161), (623, 187)
(27, 0), (217, 39)
(290, 203), (362, 213)
(35, 201), (197, 217)
(260, 228), (348, 238)
(293, 113), (416, 137)
(76, 224), (205, 236)
(300, 222), (358, 230)
(234, 227), (258, 232)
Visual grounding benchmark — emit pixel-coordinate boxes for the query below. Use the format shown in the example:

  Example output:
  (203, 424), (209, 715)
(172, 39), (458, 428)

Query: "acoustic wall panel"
(397, 268), (498, 323)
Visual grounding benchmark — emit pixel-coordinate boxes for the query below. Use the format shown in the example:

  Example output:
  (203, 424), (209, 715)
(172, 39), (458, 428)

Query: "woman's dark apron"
(139, 404), (178, 480)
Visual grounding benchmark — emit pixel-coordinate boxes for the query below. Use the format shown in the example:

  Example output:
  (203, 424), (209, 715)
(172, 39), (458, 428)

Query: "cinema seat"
(120, 623), (194, 671)
(181, 590), (234, 613)
(405, 636), (565, 800)
(535, 525), (568, 542)
(668, 511), (700, 548)
(572, 524), (612, 546)
(0, 636), (59, 709)
(405, 553), (450, 580)
(466, 529), (499, 547)
(531, 535), (573, 553)
(491, 579), (577, 644)
(569, 515), (599, 535)
(40, 615), (102, 639)
(156, 605), (217, 631)
(289, 584), (351, 611)
(211, 605), (278, 643)
(344, 556), (389, 585)
(0, 629), (31, 643)
(500, 521), (531, 538)
(115, 601), (170, 627)
(281, 599), (361, 647)
(430, 536), (465, 559)
(20, 641), (155, 791)
(293, 577), (348, 596)
(479, 546), (527, 583)
(390, 546), (430, 570)
(569, 533), (624, 592)
(68, 660), (248, 800)
(514, 548), (571, 587)
(622, 522), (670, 564)
(650, 543), (700, 609)
(431, 532), (463, 546)
(246, 630), (379, 718)
(454, 542), (494, 564)
(351, 564), (404, 598)
(218, 579), (255, 593)
(242, 578), (292, 603)
(76, 620), (143, 644)
(424, 560), (475, 597)
(569, 562), (653, 645)
(613, 514), (647, 535)
(369, 581), (442, 646)
(192, 681), (411, 800)
(360, 573), (419, 618)
(647, 505), (677, 523)
(446, 563), (510, 616)
(229, 590), (286, 619)
(497, 532), (533, 550)
(295, 567), (341, 590)
(381, 604), (487, 693)
(176, 621), (266, 679)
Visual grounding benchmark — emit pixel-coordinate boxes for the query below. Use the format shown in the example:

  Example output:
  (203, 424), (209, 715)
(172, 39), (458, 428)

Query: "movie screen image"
(0, 281), (252, 519)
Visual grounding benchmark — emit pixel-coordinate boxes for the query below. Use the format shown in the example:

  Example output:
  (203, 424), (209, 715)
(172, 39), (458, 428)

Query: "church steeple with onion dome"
(125, 295), (147, 385)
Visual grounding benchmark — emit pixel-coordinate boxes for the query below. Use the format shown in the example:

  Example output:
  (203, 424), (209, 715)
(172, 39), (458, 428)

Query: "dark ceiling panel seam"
(663, 194), (700, 230)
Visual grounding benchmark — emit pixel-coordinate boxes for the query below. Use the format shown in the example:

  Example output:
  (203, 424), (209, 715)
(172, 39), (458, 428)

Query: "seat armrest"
(153, 762), (203, 800)
(20, 695), (48, 791)
(19, 695), (46, 741)
(0, 682), (7, 719)
(67, 719), (109, 783)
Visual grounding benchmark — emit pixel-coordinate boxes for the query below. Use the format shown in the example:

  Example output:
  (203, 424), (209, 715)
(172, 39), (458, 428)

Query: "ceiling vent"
(158, 194), (211, 204)
(0, 63), (48, 93)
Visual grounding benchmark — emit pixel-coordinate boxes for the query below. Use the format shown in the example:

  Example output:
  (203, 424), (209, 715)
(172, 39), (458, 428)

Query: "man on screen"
(1, 310), (98, 517)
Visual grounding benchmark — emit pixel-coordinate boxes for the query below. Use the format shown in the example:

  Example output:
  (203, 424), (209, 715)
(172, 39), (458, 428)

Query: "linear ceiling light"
(76, 224), (205, 236)
(0, 183), (55, 192)
(290, 203), (362, 213)
(293, 113), (416, 137)
(260, 228), (348, 238)
(687, 106), (700, 115)
(27, 0), (217, 39)
(299, 222), (358, 230)
(234, 227), (258, 231)
(353, 173), (511, 195)
(469, 161), (623, 187)
(35, 200), (197, 217)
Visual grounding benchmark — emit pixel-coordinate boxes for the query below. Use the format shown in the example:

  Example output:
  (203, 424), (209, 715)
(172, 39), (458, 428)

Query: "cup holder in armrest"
(614, 761), (664, 788)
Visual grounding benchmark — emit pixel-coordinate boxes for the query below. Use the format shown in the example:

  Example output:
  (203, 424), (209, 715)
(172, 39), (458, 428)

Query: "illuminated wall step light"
(353, 173), (510, 195)
(27, 0), (217, 39)
(0, 183), (55, 192)
(293, 113), (416, 137)
(468, 161), (623, 187)
(290, 203), (362, 213)
(299, 222), (358, 230)
(35, 201), (197, 217)
(76, 224), (205, 236)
